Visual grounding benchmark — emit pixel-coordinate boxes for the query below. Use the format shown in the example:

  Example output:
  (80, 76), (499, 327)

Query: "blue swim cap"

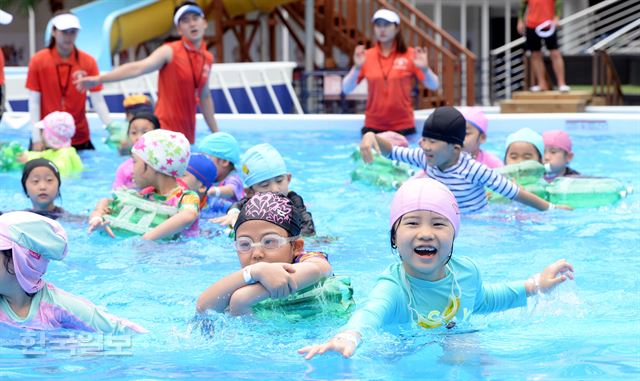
(197, 132), (241, 168)
(241, 143), (288, 188)
(505, 128), (544, 158)
(186, 153), (217, 190)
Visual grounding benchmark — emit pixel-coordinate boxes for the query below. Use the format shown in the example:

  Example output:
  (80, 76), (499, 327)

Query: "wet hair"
(48, 10), (79, 60)
(128, 112), (161, 134)
(21, 159), (62, 197)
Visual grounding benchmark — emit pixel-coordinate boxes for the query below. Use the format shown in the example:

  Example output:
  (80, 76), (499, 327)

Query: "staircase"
(491, 0), (639, 110)
(280, 0), (476, 108)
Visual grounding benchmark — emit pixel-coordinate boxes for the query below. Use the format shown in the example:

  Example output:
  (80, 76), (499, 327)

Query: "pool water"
(0, 123), (639, 380)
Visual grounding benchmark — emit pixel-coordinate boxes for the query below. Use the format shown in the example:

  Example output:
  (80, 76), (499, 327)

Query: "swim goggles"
(234, 234), (298, 253)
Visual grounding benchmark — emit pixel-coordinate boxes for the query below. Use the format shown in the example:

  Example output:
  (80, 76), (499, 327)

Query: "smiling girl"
(299, 178), (574, 359)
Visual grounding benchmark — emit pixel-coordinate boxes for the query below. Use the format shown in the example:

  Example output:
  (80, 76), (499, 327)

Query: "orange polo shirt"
(155, 38), (213, 144)
(25, 48), (102, 146)
(357, 44), (425, 132)
(524, 0), (557, 29)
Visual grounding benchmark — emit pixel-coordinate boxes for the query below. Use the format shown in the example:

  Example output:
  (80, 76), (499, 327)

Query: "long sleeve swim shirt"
(342, 256), (527, 334)
(0, 283), (147, 334)
(389, 147), (520, 213)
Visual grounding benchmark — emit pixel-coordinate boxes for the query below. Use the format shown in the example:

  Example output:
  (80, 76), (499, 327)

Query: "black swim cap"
(421, 106), (466, 146)
(234, 192), (302, 237)
(21, 159), (61, 195)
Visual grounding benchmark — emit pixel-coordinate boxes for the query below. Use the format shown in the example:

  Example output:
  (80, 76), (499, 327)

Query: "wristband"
(242, 265), (257, 285)
(89, 216), (103, 225)
(334, 332), (360, 348)
(547, 203), (556, 210)
(213, 187), (221, 197)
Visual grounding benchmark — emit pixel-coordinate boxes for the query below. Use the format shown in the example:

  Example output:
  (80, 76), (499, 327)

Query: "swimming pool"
(0, 113), (639, 380)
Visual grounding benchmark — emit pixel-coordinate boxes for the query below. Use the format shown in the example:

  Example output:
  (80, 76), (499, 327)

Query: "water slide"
(45, 0), (298, 71)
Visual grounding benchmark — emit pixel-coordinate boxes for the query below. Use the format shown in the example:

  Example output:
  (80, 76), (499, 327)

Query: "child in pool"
(21, 159), (66, 220)
(18, 111), (83, 176)
(543, 130), (580, 182)
(360, 106), (568, 213)
(298, 178), (574, 359)
(112, 112), (161, 190)
(0, 211), (146, 333)
(181, 153), (218, 211)
(212, 143), (316, 236)
(504, 127), (544, 165)
(88, 129), (200, 240)
(459, 107), (502, 168)
(123, 94), (153, 121)
(196, 192), (332, 315)
(196, 132), (244, 214)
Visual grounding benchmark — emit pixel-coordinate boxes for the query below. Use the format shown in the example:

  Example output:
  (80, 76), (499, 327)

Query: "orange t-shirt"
(525, 0), (557, 29)
(25, 48), (102, 146)
(357, 44), (425, 132)
(154, 38), (214, 144)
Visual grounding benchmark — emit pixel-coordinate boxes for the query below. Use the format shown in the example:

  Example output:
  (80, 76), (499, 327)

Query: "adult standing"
(0, 9), (14, 122)
(75, 1), (217, 144)
(26, 12), (111, 151)
(343, 9), (439, 136)
(517, 0), (570, 92)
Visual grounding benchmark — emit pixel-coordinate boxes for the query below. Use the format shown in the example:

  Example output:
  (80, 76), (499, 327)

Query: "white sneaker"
(558, 85), (571, 93)
(529, 85), (542, 92)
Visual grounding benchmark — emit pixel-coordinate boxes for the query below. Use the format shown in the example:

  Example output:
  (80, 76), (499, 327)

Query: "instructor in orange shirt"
(75, 1), (218, 144)
(27, 12), (111, 151)
(343, 9), (439, 136)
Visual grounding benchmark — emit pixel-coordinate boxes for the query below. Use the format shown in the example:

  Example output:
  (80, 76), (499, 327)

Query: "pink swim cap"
(543, 130), (572, 154)
(390, 178), (460, 236)
(458, 106), (488, 135)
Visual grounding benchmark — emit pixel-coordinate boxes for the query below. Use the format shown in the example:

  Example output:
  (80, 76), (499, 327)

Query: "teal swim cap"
(505, 128), (544, 158)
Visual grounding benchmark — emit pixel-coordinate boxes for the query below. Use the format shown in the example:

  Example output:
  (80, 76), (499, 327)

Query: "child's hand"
(16, 152), (28, 164)
(250, 262), (298, 299)
(359, 132), (380, 164)
(298, 332), (361, 360)
(87, 215), (115, 238)
(538, 259), (574, 294)
(209, 210), (239, 227)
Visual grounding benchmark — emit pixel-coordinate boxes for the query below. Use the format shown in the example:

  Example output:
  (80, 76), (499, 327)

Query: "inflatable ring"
(252, 276), (355, 321)
(104, 189), (178, 236)
(546, 176), (629, 209)
(351, 150), (415, 190)
(0, 141), (25, 171)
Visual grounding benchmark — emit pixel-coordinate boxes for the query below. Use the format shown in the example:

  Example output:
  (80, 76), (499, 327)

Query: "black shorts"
(361, 126), (416, 136)
(524, 27), (559, 52)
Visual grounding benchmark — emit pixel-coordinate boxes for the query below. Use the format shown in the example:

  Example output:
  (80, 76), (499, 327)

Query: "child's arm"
(514, 187), (572, 211)
(524, 259), (574, 296)
(196, 262), (297, 314)
(207, 184), (236, 199)
(142, 208), (198, 240)
(228, 258), (332, 315)
(359, 132), (393, 163)
(87, 198), (115, 238)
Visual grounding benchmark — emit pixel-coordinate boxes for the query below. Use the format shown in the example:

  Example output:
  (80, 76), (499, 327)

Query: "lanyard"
(376, 49), (397, 88)
(184, 43), (205, 101)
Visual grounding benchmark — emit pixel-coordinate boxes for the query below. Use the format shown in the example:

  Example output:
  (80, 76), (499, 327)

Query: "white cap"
(372, 9), (400, 24)
(51, 13), (81, 30)
(0, 9), (13, 25)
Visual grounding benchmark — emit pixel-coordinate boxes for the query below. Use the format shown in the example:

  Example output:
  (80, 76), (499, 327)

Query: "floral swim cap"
(131, 129), (191, 177)
(234, 192), (301, 237)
